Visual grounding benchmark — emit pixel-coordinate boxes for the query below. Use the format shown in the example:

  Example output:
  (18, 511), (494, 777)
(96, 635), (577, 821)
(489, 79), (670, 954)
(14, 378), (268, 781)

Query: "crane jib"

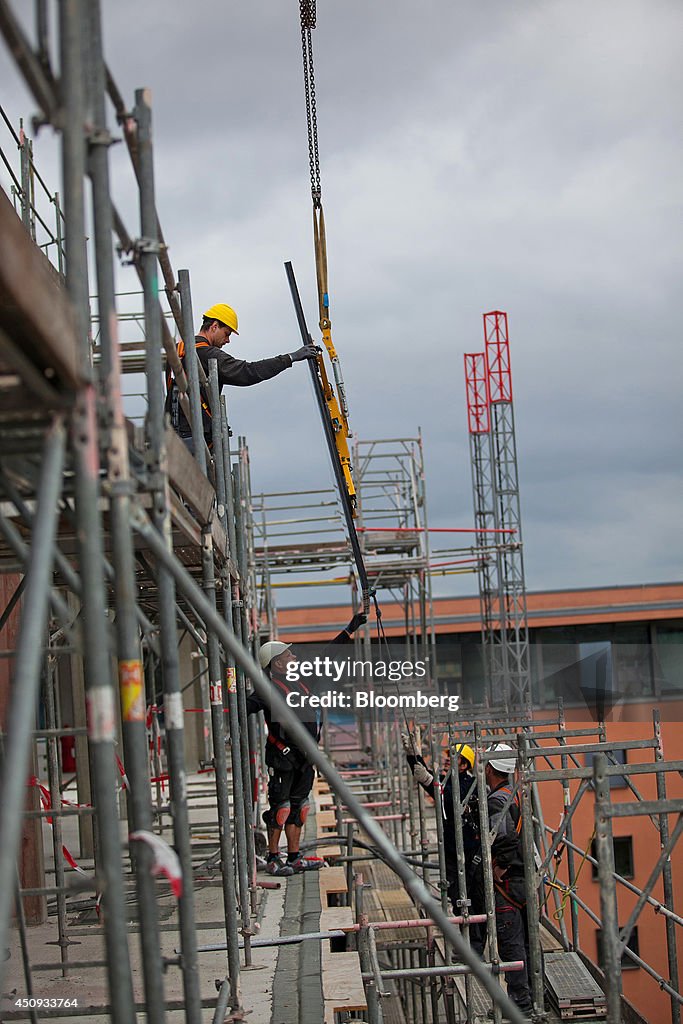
(284, 261), (370, 613)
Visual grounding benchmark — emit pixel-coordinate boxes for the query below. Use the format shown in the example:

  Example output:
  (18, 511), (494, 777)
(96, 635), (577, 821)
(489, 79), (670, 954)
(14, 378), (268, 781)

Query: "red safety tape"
(27, 778), (92, 883)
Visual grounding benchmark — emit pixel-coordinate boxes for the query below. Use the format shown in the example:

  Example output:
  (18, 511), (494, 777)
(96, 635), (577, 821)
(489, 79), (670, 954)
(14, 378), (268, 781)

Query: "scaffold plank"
(0, 189), (83, 393)
(321, 950), (367, 1013)
(319, 867), (348, 905)
(320, 906), (355, 934)
(166, 426), (216, 525)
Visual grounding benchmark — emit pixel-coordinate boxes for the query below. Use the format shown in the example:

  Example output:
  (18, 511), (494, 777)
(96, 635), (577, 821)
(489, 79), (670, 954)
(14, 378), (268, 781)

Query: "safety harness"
(266, 673), (321, 756)
(165, 338), (213, 436)
(490, 783), (525, 910)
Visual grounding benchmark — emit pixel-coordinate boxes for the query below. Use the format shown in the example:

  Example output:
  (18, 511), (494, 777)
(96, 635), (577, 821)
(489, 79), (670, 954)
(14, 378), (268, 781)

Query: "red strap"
(267, 733), (289, 752)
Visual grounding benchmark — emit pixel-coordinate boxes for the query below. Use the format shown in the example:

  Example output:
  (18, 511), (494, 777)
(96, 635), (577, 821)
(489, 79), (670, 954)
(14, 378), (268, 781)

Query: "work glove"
(413, 762), (434, 787)
(345, 612), (368, 635)
(290, 344), (319, 363)
(401, 731), (417, 756)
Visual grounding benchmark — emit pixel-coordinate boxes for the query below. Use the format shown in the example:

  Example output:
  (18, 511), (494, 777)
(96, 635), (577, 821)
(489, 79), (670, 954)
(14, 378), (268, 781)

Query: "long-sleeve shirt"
(172, 337), (293, 438)
(246, 630), (352, 759)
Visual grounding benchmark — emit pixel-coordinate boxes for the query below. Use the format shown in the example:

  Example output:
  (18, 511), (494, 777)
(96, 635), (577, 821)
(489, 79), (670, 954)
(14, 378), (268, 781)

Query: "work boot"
(265, 855), (293, 877)
(288, 855), (325, 873)
(486, 1004), (533, 1021)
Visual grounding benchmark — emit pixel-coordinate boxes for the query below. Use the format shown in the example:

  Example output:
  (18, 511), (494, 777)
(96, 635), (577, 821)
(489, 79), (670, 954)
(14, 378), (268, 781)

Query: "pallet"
(544, 951), (607, 1020)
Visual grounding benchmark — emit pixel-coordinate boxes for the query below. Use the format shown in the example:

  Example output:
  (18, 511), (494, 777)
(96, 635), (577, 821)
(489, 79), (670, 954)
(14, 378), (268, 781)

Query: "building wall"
(273, 582), (683, 1023)
(536, 716), (683, 1024)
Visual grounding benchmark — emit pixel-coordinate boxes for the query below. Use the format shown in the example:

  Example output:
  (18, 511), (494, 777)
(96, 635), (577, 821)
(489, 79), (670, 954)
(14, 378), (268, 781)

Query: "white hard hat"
(258, 641), (292, 669)
(487, 743), (516, 774)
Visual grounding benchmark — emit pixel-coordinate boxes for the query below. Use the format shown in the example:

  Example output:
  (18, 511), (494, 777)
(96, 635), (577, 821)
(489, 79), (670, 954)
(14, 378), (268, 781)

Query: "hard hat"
(455, 742), (475, 770)
(486, 743), (516, 774)
(258, 641), (291, 669)
(203, 303), (239, 335)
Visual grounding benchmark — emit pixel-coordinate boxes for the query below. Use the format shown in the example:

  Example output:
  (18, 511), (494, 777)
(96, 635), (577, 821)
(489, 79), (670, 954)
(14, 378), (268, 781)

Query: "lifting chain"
(299, 0), (321, 206)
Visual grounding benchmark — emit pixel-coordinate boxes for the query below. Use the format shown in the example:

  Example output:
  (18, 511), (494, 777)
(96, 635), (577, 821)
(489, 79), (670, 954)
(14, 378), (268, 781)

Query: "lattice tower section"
(484, 311), (531, 711)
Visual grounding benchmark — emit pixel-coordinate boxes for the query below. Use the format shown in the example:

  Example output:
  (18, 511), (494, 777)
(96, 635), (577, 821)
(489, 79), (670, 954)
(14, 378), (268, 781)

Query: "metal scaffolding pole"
(0, 420), (65, 995)
(134, 86), (201, 1022)
(58, 4), (137, 1018)
(83, 5), (167, 1019)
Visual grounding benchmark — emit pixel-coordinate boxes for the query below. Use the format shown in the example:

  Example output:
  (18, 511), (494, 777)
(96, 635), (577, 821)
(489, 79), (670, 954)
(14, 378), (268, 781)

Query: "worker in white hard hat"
(247, 611), (367, 876)
(166, 302), (318, 451)
(471, 742), (533, 1015)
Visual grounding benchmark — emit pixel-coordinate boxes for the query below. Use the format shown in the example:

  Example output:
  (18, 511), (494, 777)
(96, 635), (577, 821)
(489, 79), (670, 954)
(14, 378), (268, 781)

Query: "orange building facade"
(275, 582), (683, 1022)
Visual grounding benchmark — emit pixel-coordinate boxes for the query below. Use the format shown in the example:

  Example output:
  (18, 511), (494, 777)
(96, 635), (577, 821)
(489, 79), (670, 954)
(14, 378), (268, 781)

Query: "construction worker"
(166, 302), (317, 450)
(475, 742), (533, 1017)
(248, 612), (367, 876)
(402, 733), (484, 944)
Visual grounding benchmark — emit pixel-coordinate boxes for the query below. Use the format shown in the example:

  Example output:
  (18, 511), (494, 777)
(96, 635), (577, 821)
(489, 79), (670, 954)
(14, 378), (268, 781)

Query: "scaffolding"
(1, 5), (681, 1024)
(465, 314), (531, 714)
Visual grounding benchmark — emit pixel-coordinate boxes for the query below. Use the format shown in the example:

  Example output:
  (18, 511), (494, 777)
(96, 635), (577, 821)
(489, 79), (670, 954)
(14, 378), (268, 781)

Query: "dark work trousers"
(496, 904), (532, 1011)
(447, 877), (487, 957)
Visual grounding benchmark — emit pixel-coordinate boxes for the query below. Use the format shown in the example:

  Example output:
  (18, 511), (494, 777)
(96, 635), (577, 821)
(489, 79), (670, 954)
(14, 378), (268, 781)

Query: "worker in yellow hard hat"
(402, 732), (483, 937)
(166, 303), (317, 450)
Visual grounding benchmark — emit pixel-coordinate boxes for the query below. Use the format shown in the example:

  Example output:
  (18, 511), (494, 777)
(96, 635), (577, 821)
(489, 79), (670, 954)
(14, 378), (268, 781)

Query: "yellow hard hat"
(455, 742), (475, 769)
(203, 303), (239, 335)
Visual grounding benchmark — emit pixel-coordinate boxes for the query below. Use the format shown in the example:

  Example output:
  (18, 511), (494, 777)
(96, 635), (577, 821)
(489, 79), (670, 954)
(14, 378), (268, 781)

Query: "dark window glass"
(591, 835), (634, 879)
(597, 926), (640, 970)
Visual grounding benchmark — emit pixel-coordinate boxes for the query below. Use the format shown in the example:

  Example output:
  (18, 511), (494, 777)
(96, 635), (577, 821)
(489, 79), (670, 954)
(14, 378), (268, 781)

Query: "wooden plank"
(0, 189), (82, 391)
(165, 426), (215, 525)
(316, 809), (337, 831)
(320, 907), (355, 934)
(321, 951), (367, 1012)
(319, 866), (348, 904)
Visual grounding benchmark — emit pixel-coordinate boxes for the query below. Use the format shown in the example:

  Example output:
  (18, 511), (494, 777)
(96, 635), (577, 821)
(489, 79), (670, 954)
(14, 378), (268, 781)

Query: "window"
(597, 926), (640, 970)
(591, 835), (634, 880)
(653, 625), (683, 696)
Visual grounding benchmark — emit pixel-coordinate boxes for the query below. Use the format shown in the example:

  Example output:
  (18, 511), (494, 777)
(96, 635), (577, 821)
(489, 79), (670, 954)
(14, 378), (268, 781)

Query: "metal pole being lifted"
(285, 260), (370, 613)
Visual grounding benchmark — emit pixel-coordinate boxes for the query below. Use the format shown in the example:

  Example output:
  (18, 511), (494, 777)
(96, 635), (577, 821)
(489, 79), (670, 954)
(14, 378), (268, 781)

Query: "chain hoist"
(299, 0), (321, 206)
(297, 0), (355, 506)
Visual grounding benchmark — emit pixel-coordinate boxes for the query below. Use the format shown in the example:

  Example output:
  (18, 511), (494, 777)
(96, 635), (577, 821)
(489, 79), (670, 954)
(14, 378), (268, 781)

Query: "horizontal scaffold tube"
(129, 500), (530, 1024)
(193, 915), (490, 952)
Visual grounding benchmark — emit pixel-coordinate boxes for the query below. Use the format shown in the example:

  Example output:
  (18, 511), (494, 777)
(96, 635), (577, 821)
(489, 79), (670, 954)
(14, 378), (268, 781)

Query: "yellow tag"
(226, 667), (237, 693)
(119, 660), (145, 722)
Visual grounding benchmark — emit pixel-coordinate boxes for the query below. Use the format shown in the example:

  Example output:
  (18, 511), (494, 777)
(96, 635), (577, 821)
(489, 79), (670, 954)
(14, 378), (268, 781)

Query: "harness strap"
(267, 733), (291, 755)
(167, 340), (214, 425)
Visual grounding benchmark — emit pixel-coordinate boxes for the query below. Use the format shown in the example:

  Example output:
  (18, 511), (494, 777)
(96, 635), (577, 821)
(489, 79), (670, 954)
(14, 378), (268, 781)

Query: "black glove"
(290, 344), (318, 363)
(345, 612), (368, 635)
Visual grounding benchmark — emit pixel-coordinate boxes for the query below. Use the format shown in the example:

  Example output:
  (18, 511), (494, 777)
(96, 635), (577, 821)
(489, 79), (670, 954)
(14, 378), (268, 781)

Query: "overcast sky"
(1, 1), (682, 604)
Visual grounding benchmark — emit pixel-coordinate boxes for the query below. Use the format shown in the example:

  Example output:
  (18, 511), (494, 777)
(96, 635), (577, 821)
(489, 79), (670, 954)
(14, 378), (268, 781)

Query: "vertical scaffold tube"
(84, 5), (167, 1019)
(518, 736), (544, 1014)
(0, 421), (65, 995)
(177, 269), (208, 474)
(653, 710), (680, 1024)
(59, 3), (137, 1019)
(232, 464), (258, 937)
(593, 753), (622, 1024)
(218, 399), (252, 946)
(134, 86), (202, 1023)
